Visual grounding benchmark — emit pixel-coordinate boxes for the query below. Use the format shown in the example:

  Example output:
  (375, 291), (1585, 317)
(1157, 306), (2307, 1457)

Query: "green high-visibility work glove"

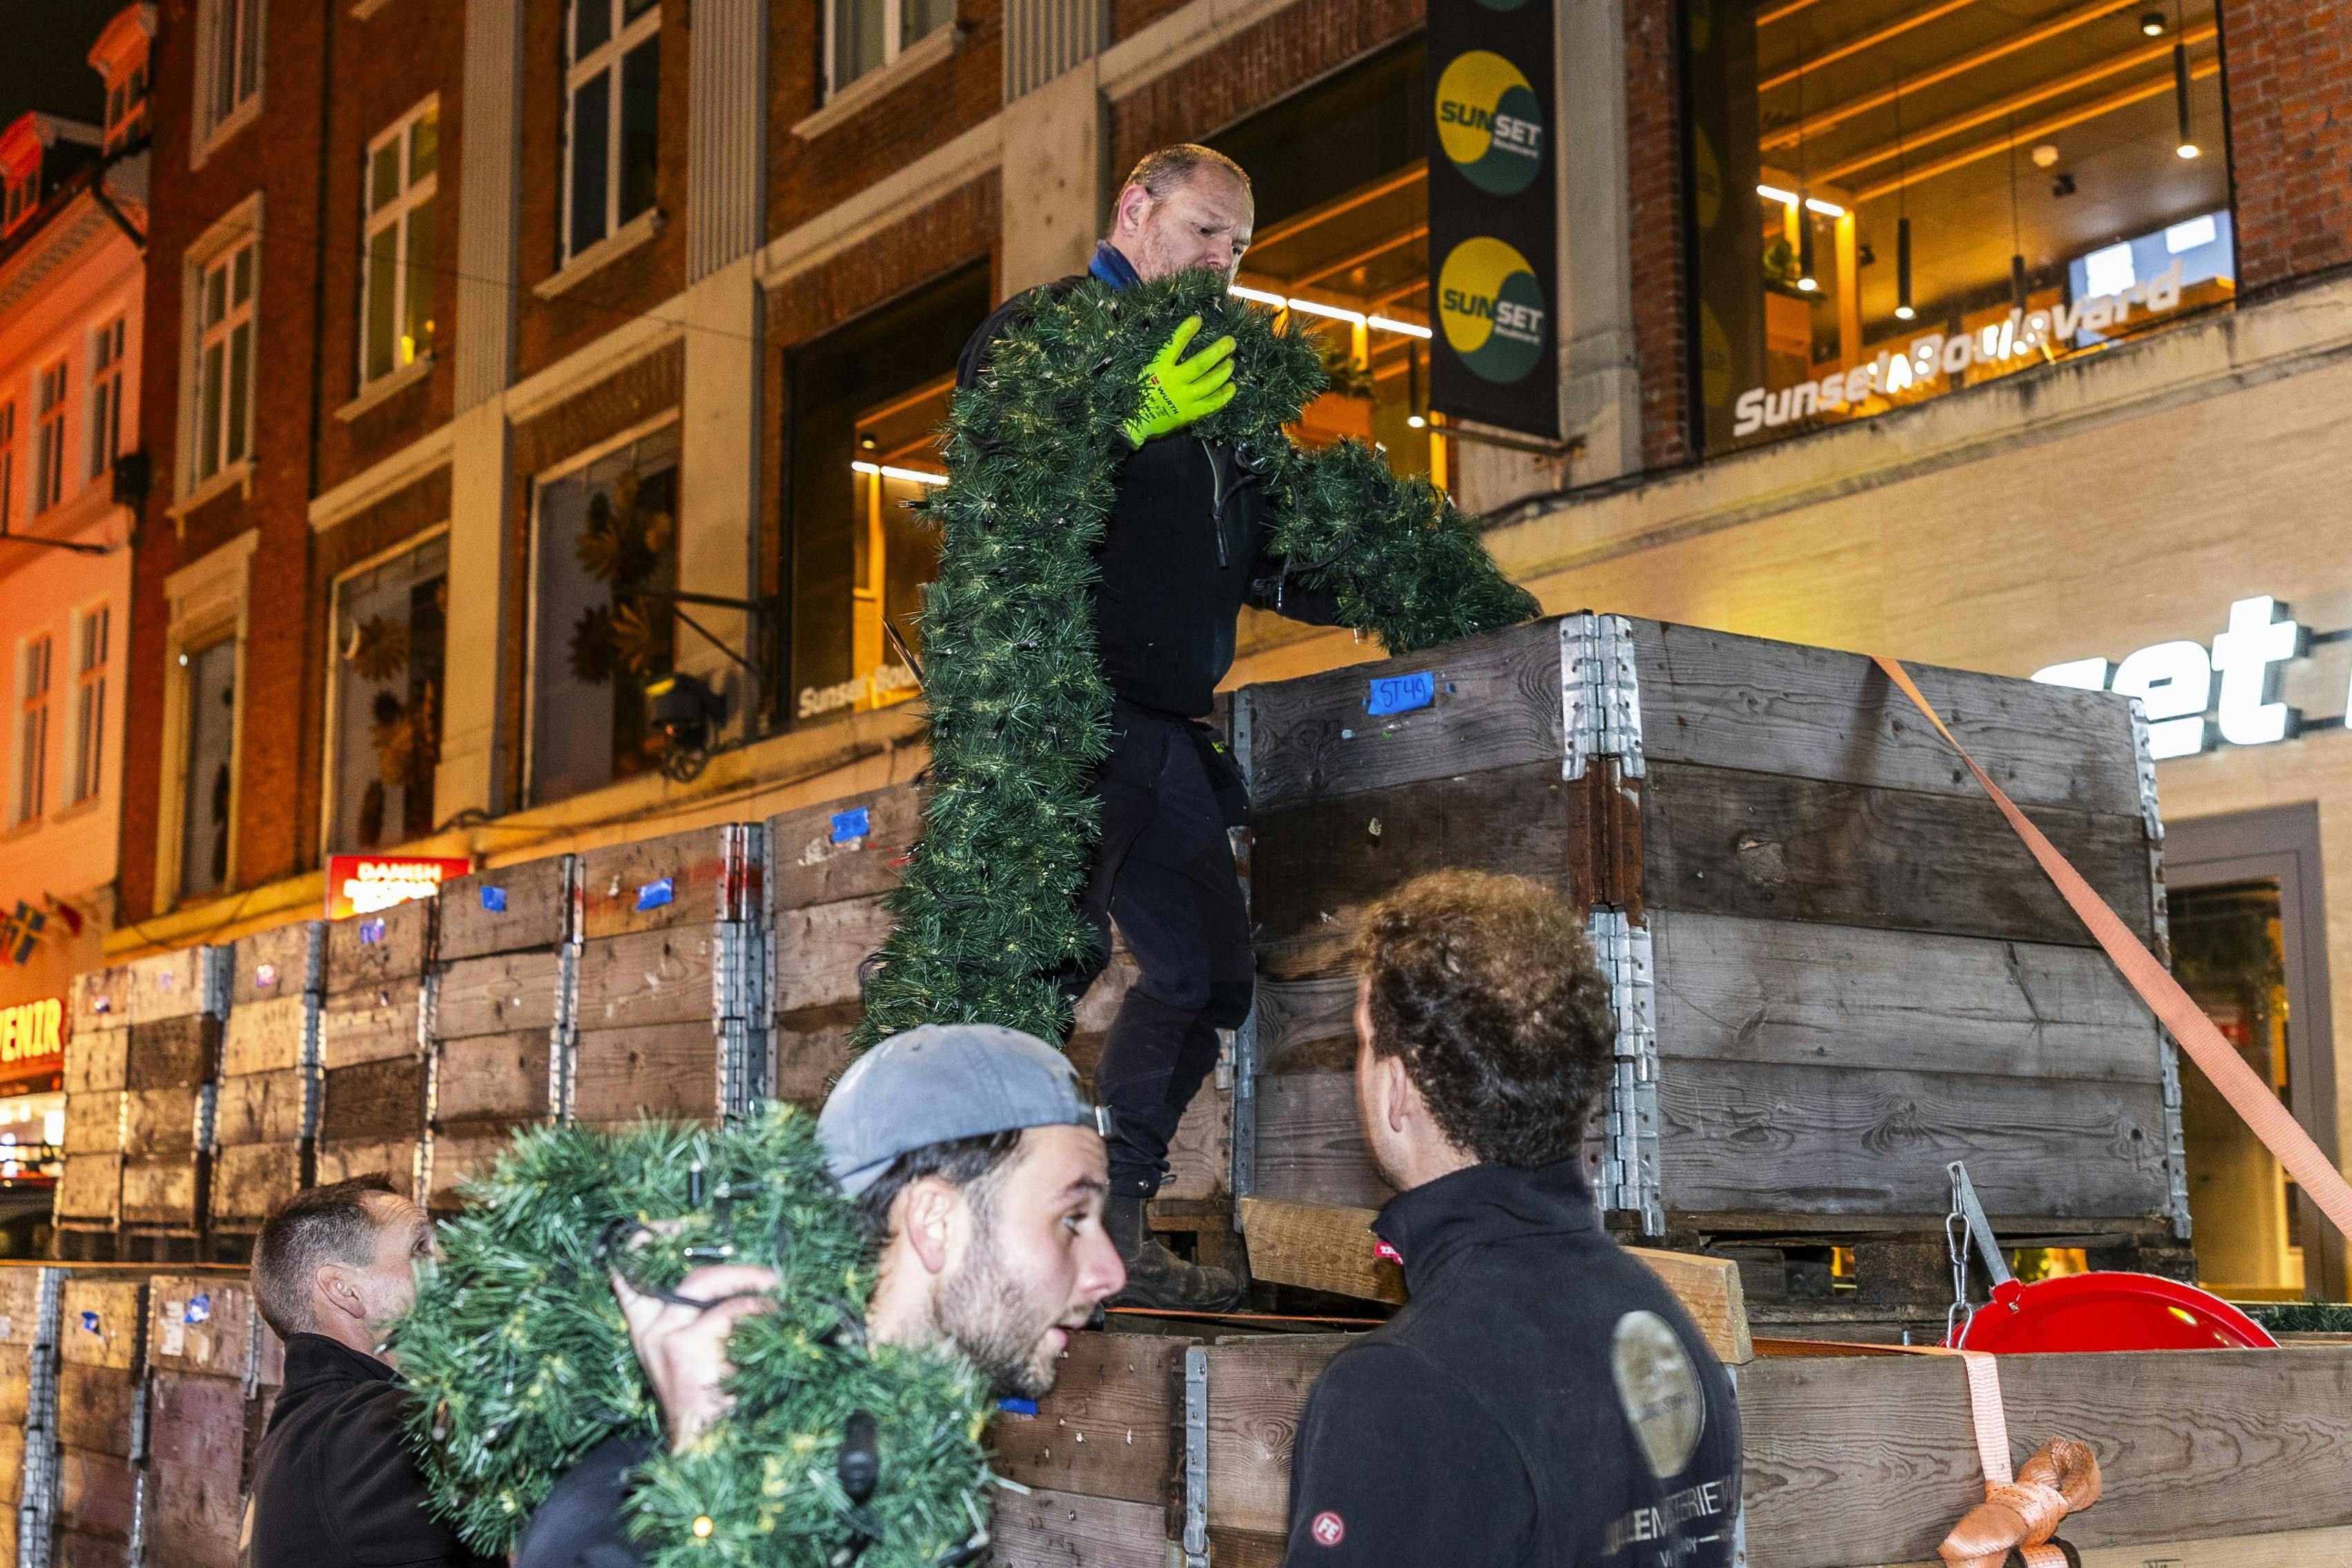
(1122, 315), (1238, 447)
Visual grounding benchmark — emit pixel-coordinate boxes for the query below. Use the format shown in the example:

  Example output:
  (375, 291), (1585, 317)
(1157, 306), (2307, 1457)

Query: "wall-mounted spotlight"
(2139, 10), (2166, 35)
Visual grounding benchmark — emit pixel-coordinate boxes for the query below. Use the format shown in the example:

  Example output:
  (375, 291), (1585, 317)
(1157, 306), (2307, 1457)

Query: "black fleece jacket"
(955, 279), (1342, 718)
(244, 1334), (499, 1568)
(1283, 1162), (1742, 1568)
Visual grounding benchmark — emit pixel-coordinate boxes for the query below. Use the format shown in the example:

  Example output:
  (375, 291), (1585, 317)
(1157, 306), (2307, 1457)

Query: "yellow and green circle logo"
(1435, 51), (1546, 196)
(1438, 237), (1547, 384)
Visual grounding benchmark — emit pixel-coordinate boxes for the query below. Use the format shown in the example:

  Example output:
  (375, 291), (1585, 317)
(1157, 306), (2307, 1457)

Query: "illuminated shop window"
(1687, 0), (2230, 457)
(328, 536), (446, 852)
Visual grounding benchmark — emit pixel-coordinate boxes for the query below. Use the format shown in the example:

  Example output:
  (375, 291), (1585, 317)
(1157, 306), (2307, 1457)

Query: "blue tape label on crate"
(830, 807), (870, 844)
(480, 885), (508, 912)
(634, 878), (674, 912)
(360, 918), (387, 945)
(1365, 671), (1435, 716)
(995, 1397), (1038, 1416)
(254, 963), (276, 991)
(185, 1293), (211, 1324)
(78, 1311), (98, 1334)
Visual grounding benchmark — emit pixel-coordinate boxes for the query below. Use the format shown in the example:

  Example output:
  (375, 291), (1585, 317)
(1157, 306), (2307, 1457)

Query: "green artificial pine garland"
(855, 269), (1538, 1047)
(392, 1110), (992, 1566)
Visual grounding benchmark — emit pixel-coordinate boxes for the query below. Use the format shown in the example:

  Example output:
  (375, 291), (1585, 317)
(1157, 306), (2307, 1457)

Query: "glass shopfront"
(1686, 0), (2232, 457)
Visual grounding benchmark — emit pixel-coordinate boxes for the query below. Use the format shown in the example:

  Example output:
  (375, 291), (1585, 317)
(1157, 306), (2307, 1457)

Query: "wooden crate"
(425, 854), (576, 1211)
(144, 1275), (261, 1568)
(52, 1276), (145, 1568)
(0, 1269), (42, 1538)
(228, 921), (324, 1008)
(572, 827), (765, 1128)
(120, 1010), (222, 1233)
(58, 1026), (128, 1231)
(213, 923), (325, 1231)
(987, 1329), (1194, 1568)
(318, 901), (435, 1201)
(1230, 614), (2181, 1262)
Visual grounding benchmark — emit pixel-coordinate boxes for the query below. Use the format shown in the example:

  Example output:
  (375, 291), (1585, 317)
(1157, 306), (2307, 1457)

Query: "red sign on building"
(324, 856), (473, 921)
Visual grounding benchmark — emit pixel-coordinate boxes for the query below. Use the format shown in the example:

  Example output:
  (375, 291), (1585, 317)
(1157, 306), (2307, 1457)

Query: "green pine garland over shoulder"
(391, 1110), (991, 1566)
(854, 270), (1538, 1050)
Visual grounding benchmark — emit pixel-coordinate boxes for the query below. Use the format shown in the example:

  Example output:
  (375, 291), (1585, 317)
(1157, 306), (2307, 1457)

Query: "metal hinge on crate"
(1182, 1346), (1209, 1568)
(1586, 908), (1663, 1236)
(2159, 1033), (2193, 1239)
(1560, 613), (1646, 782)
(711, 920), (765, 1119)
(19, 1266), (63, 1568)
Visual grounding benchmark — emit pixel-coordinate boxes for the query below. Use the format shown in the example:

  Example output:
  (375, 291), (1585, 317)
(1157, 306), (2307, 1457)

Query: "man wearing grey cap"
(513, 1023), (1127, 1568)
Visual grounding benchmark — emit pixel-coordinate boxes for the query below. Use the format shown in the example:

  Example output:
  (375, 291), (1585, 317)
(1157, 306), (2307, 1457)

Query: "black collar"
(282, 1331), (398, 1387)
(1370, 1160), (1602, 1294)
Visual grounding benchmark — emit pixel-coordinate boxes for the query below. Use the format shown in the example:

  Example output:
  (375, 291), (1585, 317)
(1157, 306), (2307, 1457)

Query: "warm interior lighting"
(1894, 304), (1916, 320)
(2173, 39), (2197, 161)
(1367, 315), (1433, 340)
(1757, 182), (1800, 205)
(851, 460), (946, 485)
(1804, 197), (1845, 217)
(1406, 414), (1426, 428)
(2176, 141), (2200, 159)
(1233, 286), (1428, 340)
(1227, 284), (1287, 306)
(1796, 276), (1819, 292)
(2139, 10), (2165, 33)
(1283, 295), (1365, 324)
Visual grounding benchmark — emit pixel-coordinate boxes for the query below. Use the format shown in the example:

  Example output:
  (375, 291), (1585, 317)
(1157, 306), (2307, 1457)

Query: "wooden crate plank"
(63, 1092), (122, 1155)
(61, 1280), (144, 1369)
(315, 1138), (420, 1190)
(1629, 618), (2142, 816)
(1241, 620), (1563, 814)
(56, 1447), (137, 1540)
(56, 1154), (122, 1224)
(434, 1030), (555, 1124)
(772, 893), (893, 1015)
(771, 1004), (860, 1107)
(1658, 1060), (2173, 1224)
(1203, 1335), (1352, 1534)
(220, 994), (312, 1077)
(124, 1014), (218, 1090)
(147, 1280), (255, 1380)
(124, 948), (213, 1025)
(214, 1068), (309, 1147)
(1651, 910), (2169, 1084)
(580, 828), (741, 939)
(320, 1057), (426, 1144)
(0, 1271), (39, 1341)
(122, 1088), (200, 1155)
(64, 1028), (128, 1096)
(433, 950), (564, 1040)
(147, 1458), (242, 1568)
(119, 1157), (202, 1228)
(1253, 975), (1359, 1076)
(989, 1485), (1168, 1568)
(427, 1127), (536, 1211)
(1738, 1346), (2352, 1567)
(0, 1420), (21, 1500)
(72, 964), (130, 1035)
(318, 986), (424, 1069)
(229, 921), (321, 1006)
(144, 1368), (248, 1473)
(572, 1021), (720, 1125)
(438, 856), (573, 960)
(575, 927), (721, 1031)
(766, 785), (922, 910)
(0, 1346), (28, 1427)
(1160, 1080), (1230, 1204)
(324, 901), (434, 994)
(58, 1363), (139, 1456)
(1641, 762), (2154, 948)
(211, 1143), (301, 1227)
(990, 1331), (1185, 1505)
(1254, 1072), (1392, 1212)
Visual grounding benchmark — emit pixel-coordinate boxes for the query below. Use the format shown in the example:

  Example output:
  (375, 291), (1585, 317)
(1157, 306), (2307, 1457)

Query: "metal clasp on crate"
(1561, 613), (1646, 782)
(1586, 908), (1663, 1236)
(1182, 1346), (1209, 1568)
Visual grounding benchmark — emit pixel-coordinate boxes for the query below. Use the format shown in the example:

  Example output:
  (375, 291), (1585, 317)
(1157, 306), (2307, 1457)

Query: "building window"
(178, 635), (237, 897)
(528, 427), (677, 805)
(32, 362), (67, 516)
(88, 320), (124, 483)
(328, 537), (446, 852)
(362, 102), (438, 386)
(69, 607), (107, 807)
(1684, 1), (2230, 458)
(193, 238), (256, 485)
(14, 636), (50, 828)
(104, 61), (150, 154)
(563, 0), (660, 264)
(199, 0), (264, 146)
(0, 403), (14, 527)
(1, 172), (33, 234)
(826, 0), (954, 99)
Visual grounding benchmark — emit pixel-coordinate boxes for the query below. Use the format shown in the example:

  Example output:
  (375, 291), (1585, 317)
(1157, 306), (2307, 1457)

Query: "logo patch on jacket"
(1611, 1309), (1705, 1479)
(1310, 1511), (1346, 1547)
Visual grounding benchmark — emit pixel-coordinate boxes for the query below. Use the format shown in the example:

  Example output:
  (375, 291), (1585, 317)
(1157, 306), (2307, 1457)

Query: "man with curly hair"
(1282, 872), (1741, 1567)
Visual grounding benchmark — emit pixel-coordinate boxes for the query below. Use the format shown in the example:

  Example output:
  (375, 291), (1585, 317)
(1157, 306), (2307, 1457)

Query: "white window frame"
(13, 634), (51, 829)
(32, 360), (67, 516)
(321, 524), (449, 854)
(69, 603), (109, 808)
(193, 0), (265, 161)
(179, 195), (262, 501)
(823, 0), (953, 101)
(157, 531), (256, 909)
(358, 99), (439, 388)
(89, 317), (124, 484)
(561, 0), (661, 266)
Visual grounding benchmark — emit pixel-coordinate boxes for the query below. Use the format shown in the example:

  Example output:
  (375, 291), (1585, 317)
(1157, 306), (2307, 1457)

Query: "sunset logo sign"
(1436, 50), (1545, 196)
(1438, 237), (1547, 384)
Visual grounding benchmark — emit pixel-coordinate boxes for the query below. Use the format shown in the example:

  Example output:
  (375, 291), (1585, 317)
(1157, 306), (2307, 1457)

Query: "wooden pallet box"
(1230, 614), (2180, 1251)
(119, 1011), (222, 1233)
(987, 1330), (1195, 1568)
(0, 1268), (41, 1542)
(318, 901), (435, 1201)
(144, 1275), (261, 1568)
(51, 1275), (146, 1567)
(58, 1026), (128, 1232)
(229, 921), (324, 1008)
(572, 827), (765, 1128)
(425, 854), (576, 1210)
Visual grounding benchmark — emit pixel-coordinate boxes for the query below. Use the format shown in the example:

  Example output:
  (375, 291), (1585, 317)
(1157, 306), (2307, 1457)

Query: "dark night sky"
(0, 2), (113, 131)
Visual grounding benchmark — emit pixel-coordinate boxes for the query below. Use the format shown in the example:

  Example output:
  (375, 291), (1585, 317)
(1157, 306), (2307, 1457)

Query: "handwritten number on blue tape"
(1366, 671), (1435, 716)
(830, 807), (871, 844)
(634, 878), (674, 912)
(79, 1311), (98, 1333)
(360, 917), (387, 945)
(996, 1396), (1038, 1415)
(186, 1293), (211, 1324)
(480, 885), (508, 912)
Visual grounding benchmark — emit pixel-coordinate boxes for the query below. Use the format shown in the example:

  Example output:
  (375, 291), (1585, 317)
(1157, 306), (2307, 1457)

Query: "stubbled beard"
(937, 1217), (1065, 1400)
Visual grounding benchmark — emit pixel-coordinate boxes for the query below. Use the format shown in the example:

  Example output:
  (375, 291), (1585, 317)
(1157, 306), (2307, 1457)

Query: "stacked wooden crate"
(0, 1269), (43, 1565)
(212, 923), (325, 1242)
(316, 901), (434, 1196)
(1229, 613), (2186, 1337)
(117, 948), (230, 1256)
(987, 1331), (1198, 1568)
(143, 1274), (262, 1568)
(52, 1274), (144, 1567)
(423, 856), (576, 1210)
(572, 827), (766, 1128)
(57, 974), (128, 1253)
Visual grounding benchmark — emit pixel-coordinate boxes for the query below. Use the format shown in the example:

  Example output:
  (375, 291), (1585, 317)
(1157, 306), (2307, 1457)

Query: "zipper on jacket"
(1203, 440), (1230, 568)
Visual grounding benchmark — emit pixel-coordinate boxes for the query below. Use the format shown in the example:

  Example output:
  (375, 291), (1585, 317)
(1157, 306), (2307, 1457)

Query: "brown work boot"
(1105, 1194), (1245, 1313)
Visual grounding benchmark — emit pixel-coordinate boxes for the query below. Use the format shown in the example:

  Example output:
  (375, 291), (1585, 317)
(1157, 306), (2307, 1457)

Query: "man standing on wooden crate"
(952, 145), (1345, 1311)
(242, 1177), (499, 1568)
(1283, 874), (1741, 1567)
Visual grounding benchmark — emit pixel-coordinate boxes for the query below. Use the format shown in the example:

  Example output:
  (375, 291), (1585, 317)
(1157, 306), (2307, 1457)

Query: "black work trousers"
(1064, 701), (1254, 1199)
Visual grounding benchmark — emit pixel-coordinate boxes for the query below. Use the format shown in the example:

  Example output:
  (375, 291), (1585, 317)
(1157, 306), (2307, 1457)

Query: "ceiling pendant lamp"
(2173, 0), (2199, 158)
(1893, 77), (1914, 320)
